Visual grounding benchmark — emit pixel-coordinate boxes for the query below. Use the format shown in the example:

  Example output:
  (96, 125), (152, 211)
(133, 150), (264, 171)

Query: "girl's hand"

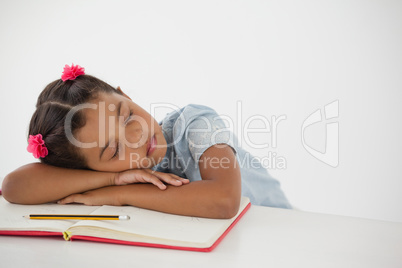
(114, 169), (190, 190)
(58, 186), (124, 206)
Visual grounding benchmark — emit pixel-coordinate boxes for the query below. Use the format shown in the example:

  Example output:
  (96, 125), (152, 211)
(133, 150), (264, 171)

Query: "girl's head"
(28, 65), (167, 172)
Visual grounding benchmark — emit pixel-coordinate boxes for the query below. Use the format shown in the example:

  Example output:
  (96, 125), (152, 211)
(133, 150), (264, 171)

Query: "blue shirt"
(152, 104), (292, 209)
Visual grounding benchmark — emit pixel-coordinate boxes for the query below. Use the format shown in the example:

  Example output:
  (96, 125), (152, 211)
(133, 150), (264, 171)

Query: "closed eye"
(124, 109), (134, 125)
(112, 143), (120, 159)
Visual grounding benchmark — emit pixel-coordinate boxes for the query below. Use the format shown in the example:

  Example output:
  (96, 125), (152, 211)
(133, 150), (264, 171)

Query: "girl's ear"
(116, 86), (132, 100)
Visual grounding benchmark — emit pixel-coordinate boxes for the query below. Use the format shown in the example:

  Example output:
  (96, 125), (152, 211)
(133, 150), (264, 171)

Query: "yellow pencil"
(23, 214), (130, 220)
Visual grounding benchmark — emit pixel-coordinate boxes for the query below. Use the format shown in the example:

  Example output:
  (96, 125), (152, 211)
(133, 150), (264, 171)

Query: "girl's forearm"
(119, 180), (240, 219)
(58, 179), (240, 219)
(58, 144), (241, 219)
(117, 145), (241, 219)
(1, 163), (115, 204)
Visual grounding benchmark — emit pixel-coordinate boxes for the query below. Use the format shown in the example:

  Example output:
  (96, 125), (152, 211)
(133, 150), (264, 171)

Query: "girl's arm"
(1, 163), (114, 204)
(1, 163), (188, 204)
(59, 144), (242, 219)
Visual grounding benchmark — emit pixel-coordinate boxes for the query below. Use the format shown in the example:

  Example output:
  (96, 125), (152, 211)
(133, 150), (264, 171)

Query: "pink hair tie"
(61, 63), (85, 81)
(27, 134), (48, 159)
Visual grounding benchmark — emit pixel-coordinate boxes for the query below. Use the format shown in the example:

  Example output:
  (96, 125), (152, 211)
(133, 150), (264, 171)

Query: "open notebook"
(0, 196), (250, 252)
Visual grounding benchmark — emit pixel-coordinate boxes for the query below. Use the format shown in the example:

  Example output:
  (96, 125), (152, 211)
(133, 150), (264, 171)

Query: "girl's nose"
(124, 123), (148, 149)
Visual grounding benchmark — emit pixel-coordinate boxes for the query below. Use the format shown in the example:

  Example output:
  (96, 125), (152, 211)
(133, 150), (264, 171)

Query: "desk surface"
(1, 204), (401, 268)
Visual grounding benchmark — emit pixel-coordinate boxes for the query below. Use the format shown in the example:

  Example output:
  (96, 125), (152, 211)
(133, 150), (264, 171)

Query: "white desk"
(0, 204), (401, 268)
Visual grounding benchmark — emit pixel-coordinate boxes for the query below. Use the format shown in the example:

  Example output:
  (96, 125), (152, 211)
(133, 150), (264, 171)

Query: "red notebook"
(0, 196), (250, 252)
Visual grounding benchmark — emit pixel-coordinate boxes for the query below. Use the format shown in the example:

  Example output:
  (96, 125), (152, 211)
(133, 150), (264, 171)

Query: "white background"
(0, 0), (401, 222)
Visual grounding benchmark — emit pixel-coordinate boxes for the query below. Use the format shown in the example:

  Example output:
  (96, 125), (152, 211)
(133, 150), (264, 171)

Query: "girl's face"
(75, 91), (167, 172)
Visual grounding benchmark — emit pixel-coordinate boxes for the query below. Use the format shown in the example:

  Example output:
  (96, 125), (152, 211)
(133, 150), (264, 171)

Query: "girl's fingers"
(142, 170), (177, 186)
(116, 169), (190, 190)
(141, 171), (167, 190)
(58, 194), (82, 204)
(145, 170), (189, 187)
(166, 174), (190, 185)
(170, 174), (190, 184)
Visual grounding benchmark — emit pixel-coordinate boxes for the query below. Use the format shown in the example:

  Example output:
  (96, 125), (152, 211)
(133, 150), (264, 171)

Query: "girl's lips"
(147, 135), (157, 156)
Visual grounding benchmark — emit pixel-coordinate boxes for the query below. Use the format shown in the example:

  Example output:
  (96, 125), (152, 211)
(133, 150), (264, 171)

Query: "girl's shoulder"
(160, 103), (219, 127)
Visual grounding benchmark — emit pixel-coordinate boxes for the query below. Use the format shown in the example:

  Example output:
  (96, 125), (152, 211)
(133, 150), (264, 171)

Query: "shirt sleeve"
(176, 104), (237, 164)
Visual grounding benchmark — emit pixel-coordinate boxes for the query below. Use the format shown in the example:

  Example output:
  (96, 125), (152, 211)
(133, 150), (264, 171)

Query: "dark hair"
(28, 75), (120, 169)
